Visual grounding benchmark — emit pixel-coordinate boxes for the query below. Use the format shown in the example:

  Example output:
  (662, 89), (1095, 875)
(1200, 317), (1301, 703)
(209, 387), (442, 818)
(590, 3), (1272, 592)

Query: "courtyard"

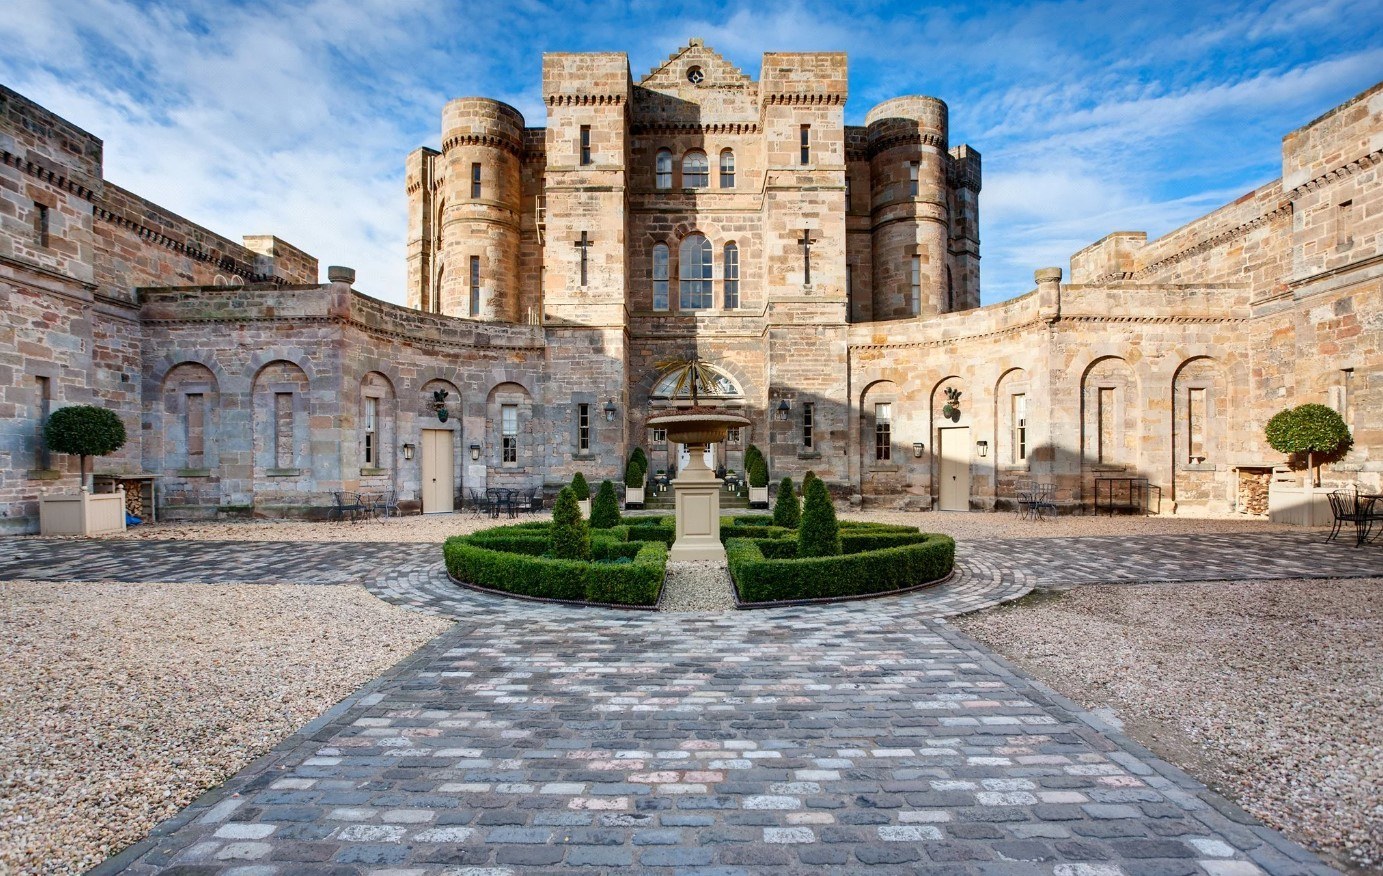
(1, 513), (1378, 875)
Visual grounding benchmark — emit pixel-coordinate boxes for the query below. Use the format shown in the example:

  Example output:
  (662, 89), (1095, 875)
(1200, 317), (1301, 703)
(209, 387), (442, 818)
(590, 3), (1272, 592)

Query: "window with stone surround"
(910, 255), (921, 316)
(470, 163), (481, 198)
(800, 125), (810, 165)
(874, 402), (892, 461)
(364, 397), (379, 466)
(1011, 393), (1027, 464)
(651, 427), (667, 446)
(655, 149), (672, 189)
(719, 149), (735, 188)
(682, 150), (708, 188)
(34, 203), (49, 247)
(469, 256), (480, 317)
(501, 404), (518, 463)
(726, 427), (742, 445)
(652, 243), (670, 310)
(723, 242), (739, 309)
(1337, 200), (1354, 249)
(580, 125), (592, 166)
(34, 376), (51, 469)
(802, 402), (815, 450)
(909, 162), (919, 197)
(679, 234), (713, 310)
(577, 403), (591, 452)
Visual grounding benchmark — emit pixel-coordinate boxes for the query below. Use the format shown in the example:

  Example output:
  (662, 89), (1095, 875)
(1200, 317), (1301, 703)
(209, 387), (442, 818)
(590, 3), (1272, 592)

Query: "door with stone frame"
(421, 429), (455, 513)
(938, 426), (971, 511)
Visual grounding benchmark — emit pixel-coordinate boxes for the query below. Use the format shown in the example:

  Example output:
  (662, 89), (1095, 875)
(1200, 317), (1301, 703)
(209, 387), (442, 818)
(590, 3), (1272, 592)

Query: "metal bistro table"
(1360, 493), (1383, 546)
(1094, 477), (1148, 516)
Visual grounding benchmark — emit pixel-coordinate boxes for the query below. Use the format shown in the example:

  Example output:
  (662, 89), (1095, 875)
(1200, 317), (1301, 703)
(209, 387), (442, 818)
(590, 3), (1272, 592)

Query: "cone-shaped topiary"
(773, 476), (801, 528)
(624, 456), (646, 487)
(570, 471), (590, 501)
(798, 476), (841, 558)
(631, 447), (648, 471)
(590, 479), (621, 528)
(745, 444), (768, 488)
(1265, 403), (1352, 487)
(44, 404), (128, 488)
(550, 486), (591, 560)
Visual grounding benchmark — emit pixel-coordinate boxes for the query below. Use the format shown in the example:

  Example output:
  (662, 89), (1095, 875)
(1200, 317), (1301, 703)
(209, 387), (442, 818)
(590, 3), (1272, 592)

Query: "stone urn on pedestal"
(647, 407), (750, 562)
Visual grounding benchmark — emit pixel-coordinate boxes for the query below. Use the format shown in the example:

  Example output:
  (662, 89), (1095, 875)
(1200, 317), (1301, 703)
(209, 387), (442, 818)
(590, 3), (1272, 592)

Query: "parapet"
(541, 52), (631, 106)
(759, 53), (848, 105)
(441, 98), (526, 155)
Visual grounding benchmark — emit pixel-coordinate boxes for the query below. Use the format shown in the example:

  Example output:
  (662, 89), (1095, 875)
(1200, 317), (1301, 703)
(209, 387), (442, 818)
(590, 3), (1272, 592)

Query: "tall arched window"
(723, 242), (739, 309)
(655, 149), (672, 189)
(682, 150), (709, 188)
(652, 243), (670, 311)
(719, 149), (735, 188)
(679, 235), (713, 310)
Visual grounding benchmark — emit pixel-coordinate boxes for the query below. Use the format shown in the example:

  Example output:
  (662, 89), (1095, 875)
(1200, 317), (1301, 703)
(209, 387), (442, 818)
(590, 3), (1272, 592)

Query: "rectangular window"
(501, 404), (518, 463)
(364, 397), (378, 466)
(723, 245), (739, 309)
(910, 255), (921, 316)
(1097, 387), (1116, 465)
(802, 402), (815, 450)
(1337, 200), (1354, 249)
(469, 255), (480, 317)
(874, 403), (892, 461)
(577, 403), (591, 452)
(800, 125), (810, 165)
(186, 393), (205, 468)
(651, 427), (667, 445)
(719, 151), (734, 188)
(726, 427), (742, 445)
(470, 163), (482, 198)
(653, 247), (669, 311)
(1012, 393), (1027, 464)
(845, 175), (851, 206)
(34, 203), (50, 247)
(579, 125), (592, 165)
(35, 376), (51, 469)
(1187, 387), (1206, 463)
(909, 162), (919, 197)
(274, 392), (294, 469)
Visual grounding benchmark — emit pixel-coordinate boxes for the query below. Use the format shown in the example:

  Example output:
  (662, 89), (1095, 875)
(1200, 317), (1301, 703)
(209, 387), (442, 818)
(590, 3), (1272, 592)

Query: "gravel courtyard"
(954, 578), (1383, 873)
(0, 582), (449, 876)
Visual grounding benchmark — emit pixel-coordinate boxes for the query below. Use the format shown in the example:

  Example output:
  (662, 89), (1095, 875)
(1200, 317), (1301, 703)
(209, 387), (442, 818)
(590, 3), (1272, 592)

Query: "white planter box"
(40, 490), (128, 536)
(578, 499), (591, 517)
(624, 486), (645, 508)
(1267, 483), (1333, 526)
(748, 486), (769, 508)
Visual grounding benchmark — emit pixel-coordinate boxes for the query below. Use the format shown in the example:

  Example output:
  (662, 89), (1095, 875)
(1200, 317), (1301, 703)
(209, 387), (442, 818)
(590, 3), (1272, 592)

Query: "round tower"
(439, 98), (524, 322)
(866, 96), (950, 320)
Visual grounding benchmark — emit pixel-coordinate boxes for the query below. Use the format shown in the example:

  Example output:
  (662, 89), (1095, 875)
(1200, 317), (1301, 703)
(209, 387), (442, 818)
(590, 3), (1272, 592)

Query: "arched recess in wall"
(1171, 356), (1225, 508)
(1080, 356), (1139, 470)
(360, 371), (396, 473)
(160, 362), (220, 475)
(252, 360), (311, 476)
(485, 381), (534, 475)
(859, 379), (901, 495)
(994, 367), (1030, 470)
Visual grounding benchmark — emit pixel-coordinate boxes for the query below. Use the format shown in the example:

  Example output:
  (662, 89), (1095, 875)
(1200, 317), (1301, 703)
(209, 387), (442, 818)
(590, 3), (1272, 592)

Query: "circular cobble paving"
(6, 532), (1368, 874)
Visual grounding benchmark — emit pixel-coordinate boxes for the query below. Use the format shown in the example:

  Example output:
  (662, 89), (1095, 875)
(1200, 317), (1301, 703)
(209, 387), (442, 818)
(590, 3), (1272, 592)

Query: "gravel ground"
(660, 560), (738, 612)
(953, 578), (1383, 874)
(0, 582), (450, 876)
(56, 507), (1307, 544)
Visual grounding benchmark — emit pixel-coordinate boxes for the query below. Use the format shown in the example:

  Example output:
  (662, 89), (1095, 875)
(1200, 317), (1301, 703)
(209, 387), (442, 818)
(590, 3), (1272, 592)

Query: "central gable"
(633, 38), (759, 129)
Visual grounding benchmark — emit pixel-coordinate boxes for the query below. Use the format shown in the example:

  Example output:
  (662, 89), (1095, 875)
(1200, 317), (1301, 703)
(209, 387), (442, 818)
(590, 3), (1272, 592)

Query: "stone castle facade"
(0, 42), (1379, 533)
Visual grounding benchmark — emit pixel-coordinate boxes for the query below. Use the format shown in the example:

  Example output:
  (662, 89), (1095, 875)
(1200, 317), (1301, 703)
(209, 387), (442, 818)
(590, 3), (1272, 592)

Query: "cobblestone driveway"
(5, 531), (1370, 874)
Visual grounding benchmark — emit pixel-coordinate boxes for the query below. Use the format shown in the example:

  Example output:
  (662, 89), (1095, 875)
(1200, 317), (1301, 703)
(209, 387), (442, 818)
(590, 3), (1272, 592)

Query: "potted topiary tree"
(550, 486), (591, 560)
(570, 471), (591, 517)
(798, 476), (841, 557)
(39, 404), (130, 536)
(590, 479), (621, 528)
(1265, 403), (1353, 526)
(745, 444), (769, 508)
(773, 476), (800, 528)
(624, 452), (646, 509)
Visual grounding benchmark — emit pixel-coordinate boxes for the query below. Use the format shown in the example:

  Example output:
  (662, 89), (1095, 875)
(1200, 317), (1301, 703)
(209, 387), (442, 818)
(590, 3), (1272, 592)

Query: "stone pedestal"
(669, 442), (725, 562)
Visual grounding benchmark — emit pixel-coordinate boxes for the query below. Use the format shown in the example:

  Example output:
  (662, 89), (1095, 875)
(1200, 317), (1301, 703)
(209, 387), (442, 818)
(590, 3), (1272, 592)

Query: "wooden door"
(938, 426), (971, 512)
(421, 429), (454, 513)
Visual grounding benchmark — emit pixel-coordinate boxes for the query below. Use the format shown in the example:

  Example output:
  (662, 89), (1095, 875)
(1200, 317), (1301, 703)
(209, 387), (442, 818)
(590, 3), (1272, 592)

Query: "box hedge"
(727, 534), (955, 603)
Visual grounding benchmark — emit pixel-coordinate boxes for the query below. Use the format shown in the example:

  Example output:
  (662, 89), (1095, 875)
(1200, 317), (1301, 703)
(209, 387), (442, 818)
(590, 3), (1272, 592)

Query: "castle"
(1, 41), (1379, 533)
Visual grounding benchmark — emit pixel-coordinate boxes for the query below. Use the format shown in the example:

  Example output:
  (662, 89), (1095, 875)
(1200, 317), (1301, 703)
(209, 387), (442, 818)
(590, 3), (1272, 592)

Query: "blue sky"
(2, 0), (1380, 305)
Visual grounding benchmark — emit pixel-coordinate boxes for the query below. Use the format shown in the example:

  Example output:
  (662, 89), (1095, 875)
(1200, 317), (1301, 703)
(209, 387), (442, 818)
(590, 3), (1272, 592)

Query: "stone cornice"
(865, 131), (947, 159)
(0, 149), (99, 200)
(141, 312), (546, 352)
(544, 93), (626, 107)
(440, 133), (523, 157)
(1128, 202), (1292, 282)
(631, 121), (760, 135)
(1286, 148), (1382, 200)
(848, 311), (1245, 352)
(763, 93), (845, 107)
(93, 204), (281, 284)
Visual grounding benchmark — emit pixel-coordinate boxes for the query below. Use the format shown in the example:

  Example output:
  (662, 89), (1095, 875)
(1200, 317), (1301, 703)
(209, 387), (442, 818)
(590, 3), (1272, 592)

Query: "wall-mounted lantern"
(603, 398), (618, 422)
(776, 398), (791, 421)
(912, 442), (925, 458)
(469, 442), (482, 461)
(401, 443), (416, 461)
(976, 440), (989, 458)
(431, 389), (451, 423)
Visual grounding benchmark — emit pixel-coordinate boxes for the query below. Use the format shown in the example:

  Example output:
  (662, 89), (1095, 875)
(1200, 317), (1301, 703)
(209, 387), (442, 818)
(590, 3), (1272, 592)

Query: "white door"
(421, 429), (455, 513)
(938, 426), (971, 512)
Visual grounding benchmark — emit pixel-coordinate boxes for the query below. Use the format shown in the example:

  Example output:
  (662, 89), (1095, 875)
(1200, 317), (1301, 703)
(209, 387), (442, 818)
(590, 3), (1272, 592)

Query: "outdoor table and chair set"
(1326, 486), (1383, 547)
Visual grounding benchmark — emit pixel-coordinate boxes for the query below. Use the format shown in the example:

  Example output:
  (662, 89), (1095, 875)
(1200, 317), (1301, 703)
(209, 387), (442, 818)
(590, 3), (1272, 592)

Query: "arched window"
(723, 242), (739, 309)
(719, 149), (735, 188)
(652, 243), (669, 311)
(682, 150), (708, 188)
(679, 234), (713, 310)
(655, 149), (672, 189)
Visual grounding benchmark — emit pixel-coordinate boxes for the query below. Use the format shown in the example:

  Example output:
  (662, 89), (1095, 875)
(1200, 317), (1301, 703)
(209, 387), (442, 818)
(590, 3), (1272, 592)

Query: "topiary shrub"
(745, 444), (768, 488)
(1265, 403), (1352, 486)
(773, 476), (801, 528)
(570, 471), (591, 501)
(631, 447), (648, 471)
(590, 479), (621, 528)
(44, 404), (128, 487)
(624, 456), (646, 488)
(798, 476), (841, 557)
(551, 486), (591, 560)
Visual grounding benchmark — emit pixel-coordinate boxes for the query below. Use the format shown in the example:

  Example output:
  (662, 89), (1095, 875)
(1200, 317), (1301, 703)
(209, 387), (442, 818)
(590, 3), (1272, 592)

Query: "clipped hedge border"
(727, 534), (955, 607)
(444, 523), (667, 609)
